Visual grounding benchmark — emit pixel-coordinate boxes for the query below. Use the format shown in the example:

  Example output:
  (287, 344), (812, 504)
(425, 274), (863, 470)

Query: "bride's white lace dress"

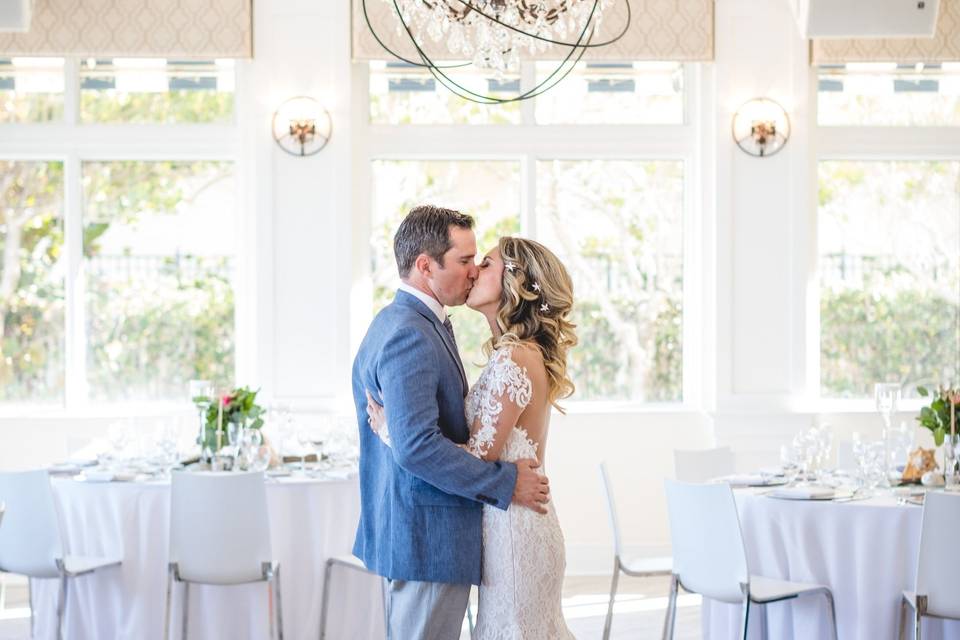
(463, 345), (574, 640)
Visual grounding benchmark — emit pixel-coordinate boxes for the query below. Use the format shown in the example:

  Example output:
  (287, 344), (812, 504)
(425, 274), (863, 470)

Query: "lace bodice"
(464, 346), (538, 462)
(465, 351), (574, 639)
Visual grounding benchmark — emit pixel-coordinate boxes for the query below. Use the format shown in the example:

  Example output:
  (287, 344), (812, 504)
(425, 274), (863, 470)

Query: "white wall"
(0, 0), (945, 574)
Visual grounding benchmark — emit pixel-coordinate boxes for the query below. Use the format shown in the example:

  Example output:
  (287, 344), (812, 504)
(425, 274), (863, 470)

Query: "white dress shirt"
(398, 282), (447, 323)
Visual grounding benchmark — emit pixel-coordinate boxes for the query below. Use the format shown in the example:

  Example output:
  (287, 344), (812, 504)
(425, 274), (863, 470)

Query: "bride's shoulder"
(493, 340), (545, 376)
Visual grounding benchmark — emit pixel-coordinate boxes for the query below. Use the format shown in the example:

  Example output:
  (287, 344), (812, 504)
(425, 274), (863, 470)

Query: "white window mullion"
(63, 152), (87, 408)
(63, 58), (80, 125)
(520, 61), (536, 125)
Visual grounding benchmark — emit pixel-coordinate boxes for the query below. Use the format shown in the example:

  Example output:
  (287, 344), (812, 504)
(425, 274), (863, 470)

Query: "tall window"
(362, 61), (695, 404)
(0, 58), (238, 407)
(816, 64), (960, 400)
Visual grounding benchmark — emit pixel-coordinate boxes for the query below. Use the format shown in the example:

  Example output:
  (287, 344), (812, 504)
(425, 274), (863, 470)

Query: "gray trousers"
(384, 578), (470, 640)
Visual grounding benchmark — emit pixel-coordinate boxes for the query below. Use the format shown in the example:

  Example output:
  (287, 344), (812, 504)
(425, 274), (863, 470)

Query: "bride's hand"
(365, 390), (388, 439)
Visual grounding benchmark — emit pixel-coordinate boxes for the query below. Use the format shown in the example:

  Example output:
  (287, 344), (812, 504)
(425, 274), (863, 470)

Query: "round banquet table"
(702, 489), (960, 640)
(29, 473), (384, 640)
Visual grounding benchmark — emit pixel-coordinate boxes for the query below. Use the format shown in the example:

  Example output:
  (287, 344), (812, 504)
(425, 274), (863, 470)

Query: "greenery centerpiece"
(194, 386), (265, 451)
(916, 386), (960, 446)
(916, 386), (960, 482)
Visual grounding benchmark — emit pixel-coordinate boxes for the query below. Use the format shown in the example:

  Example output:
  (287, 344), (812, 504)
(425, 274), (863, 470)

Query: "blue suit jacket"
(352, 290), (518, 585)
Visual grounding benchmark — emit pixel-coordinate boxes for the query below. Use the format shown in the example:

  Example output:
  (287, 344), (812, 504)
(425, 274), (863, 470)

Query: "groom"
(352, 205), (550, 640)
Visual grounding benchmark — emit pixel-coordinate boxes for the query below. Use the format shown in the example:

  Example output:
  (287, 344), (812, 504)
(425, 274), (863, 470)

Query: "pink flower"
(221, 395), (231, 406)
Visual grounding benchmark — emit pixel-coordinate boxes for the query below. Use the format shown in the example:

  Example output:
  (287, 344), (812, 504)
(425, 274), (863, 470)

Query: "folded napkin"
(719, 474), (767, 487)
(82, 470), (116, 482)
(768, 485), (835, 500)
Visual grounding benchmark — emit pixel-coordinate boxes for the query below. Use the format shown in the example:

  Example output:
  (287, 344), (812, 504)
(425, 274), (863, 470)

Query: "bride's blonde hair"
(484, 237), (578, 411)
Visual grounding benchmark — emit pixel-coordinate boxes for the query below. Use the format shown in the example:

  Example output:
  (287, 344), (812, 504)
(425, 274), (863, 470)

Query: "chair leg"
(823, 590), (838, 640)
(164, 566), (174, 640)
(57, 574), (68, 640)
(898, 596), (909, 640)
(319, 559), (335, 640)
(274, 565), (284, 640)
(466, 595), (476, 638)
(739, 598), (751, 640)
(759, 603), (769, 640)
(915, 609), (922, 640)
(181, 582), (190, 640)
(661, 574), (679, 640)
(602, 560), (620, 640)
(28, 577), (34, 639)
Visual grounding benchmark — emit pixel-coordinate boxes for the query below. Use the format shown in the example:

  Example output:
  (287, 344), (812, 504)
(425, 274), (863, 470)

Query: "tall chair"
(898, 491), (960, 640)
(319, 555), (385, 639)
(673, 446), (735, 483)
(0, 470), (121, 640)
(662, 480), (837, 640)
(599, 462), (672, 640)
(166, 471), (282, 640)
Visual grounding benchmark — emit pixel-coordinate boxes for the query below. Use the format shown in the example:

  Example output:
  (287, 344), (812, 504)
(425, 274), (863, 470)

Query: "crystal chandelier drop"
(362, 0), (631, 103)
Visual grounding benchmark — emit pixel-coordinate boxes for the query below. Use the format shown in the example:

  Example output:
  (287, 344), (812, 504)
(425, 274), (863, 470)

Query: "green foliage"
(199, 386), (265, 449)
(821, 288), (960, 398)
(0, 161), (65, 401)
(1, 158), (236, 404)
(916, 386), (960, 447)
(81, 91), (234, 124)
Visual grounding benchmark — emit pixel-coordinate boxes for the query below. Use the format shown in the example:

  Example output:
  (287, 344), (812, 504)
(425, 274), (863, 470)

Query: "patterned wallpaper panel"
(812, 0), (960, 64)
(352, 0), (714, 62)
(0, 0), (252, 58)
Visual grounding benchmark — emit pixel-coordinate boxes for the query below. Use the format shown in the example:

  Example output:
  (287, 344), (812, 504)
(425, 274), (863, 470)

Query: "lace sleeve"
(465, 347), (533, 459)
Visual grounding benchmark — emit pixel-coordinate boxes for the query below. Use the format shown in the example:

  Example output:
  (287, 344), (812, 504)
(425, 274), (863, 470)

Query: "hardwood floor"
(0, 573), (704, 639)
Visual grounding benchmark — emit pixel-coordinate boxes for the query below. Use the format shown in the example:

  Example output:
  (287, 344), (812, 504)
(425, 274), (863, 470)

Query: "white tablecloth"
(703, 490), (960, 639)
(31, 474), (384, 640)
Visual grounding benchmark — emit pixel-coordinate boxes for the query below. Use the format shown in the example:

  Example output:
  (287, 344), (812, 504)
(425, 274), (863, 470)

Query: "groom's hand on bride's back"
(512, 458), (550, 514)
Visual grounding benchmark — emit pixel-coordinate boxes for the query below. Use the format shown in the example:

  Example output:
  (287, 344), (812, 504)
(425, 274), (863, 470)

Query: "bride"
(367, 236), (578, 639)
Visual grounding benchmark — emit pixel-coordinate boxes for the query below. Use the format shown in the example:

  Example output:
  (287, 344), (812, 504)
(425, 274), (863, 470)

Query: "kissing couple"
(353, 204), (579, 639)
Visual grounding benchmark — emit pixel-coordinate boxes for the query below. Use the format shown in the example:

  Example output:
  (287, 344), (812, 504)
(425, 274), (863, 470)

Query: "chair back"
(915, 491), (960, 618)
(664, 480), (749, 603)
(170, 471), (272, 585)
(673, 447), (735, 483)
(598, 462), (623, 558)
(0, 470), (65, 578)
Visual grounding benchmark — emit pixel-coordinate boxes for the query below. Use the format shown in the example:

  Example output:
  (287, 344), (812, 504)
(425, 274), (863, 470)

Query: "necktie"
(442, 316), (458, 347)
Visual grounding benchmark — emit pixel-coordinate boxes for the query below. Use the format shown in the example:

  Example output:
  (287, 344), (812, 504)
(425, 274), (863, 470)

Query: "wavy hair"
(484, 237), (578, 410)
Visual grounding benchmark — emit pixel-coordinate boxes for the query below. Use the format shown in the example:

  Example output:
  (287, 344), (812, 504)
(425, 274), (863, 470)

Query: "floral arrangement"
(916, 385), (960, 447)
(195, 386), (265, 450)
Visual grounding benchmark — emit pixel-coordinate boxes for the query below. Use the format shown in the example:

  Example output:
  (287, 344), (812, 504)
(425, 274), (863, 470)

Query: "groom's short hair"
(394, 205), (475, 277)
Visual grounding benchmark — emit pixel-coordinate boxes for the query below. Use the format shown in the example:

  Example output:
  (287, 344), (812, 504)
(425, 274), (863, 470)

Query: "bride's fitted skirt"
(474, 502), (575, 640)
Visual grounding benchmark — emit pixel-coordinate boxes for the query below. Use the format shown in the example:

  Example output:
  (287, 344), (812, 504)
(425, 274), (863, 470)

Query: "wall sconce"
(731, 98), (790, 158)
(271, 96), (332, 157)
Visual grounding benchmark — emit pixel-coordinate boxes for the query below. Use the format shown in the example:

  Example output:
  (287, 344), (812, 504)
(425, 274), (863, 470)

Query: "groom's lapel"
(396, 291), (468, 394)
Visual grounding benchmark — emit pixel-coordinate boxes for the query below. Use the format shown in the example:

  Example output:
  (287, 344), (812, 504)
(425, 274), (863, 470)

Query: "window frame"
(811, 65), (960, 411)
(351, 61), (706, 410)
(0, 57), (248, 415)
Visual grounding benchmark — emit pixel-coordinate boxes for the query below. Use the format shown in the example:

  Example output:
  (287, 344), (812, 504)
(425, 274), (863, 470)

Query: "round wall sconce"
(271, 96), (332, 157)
(731, 98), (790, 158)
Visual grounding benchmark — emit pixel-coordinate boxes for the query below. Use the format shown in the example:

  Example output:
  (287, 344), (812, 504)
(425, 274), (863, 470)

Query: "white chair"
(662, 480), (837, 640)
(673, 446), (735, 483)
(0, 470), (121, 640)
(166, 471), (282, 640)
(898, 491), (960, 640)
(319, 554), (385, 639)
(599, 462), (672, 640)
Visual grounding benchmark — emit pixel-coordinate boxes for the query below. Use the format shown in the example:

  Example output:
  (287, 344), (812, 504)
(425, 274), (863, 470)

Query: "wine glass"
(875, 383), (902, 486)
(188, 380), (214, 450)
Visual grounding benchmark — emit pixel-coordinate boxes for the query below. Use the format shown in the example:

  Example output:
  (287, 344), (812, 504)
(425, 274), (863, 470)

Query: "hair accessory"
(540, 303), (550, 313)
(531, 282), (541, 292)
(504, 261), (517, 272)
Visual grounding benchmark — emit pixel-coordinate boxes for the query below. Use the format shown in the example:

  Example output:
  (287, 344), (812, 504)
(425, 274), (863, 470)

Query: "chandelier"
(362, 0), (631, 103)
